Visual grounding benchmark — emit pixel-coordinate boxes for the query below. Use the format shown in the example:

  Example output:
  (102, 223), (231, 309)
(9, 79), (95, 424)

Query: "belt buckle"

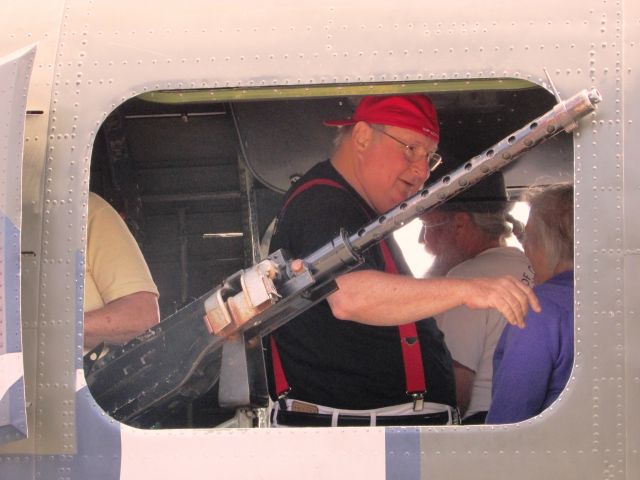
(410, 392), (425, 412)
(277, 389), (291, 410)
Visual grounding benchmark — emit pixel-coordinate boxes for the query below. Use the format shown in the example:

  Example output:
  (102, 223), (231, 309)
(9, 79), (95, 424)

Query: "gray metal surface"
(0, 45), (34, 446)
(623, 2), (640, 479)
(0, 0), (636, 479)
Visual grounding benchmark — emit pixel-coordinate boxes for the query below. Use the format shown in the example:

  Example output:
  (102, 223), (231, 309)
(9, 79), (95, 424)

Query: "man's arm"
(327, 270), (539, 329)
(84, 291), (159, 349)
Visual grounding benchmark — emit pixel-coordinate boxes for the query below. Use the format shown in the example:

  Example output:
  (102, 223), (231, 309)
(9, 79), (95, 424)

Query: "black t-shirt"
(267, 160), (455, 409)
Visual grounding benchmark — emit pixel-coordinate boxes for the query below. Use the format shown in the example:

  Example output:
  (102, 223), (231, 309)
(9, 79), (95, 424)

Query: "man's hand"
(329, 270), (539, 328)
(462, 276), (540, 328)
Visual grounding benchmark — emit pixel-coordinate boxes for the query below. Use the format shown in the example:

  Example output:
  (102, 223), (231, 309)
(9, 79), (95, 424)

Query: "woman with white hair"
(486, 184), (574, 423)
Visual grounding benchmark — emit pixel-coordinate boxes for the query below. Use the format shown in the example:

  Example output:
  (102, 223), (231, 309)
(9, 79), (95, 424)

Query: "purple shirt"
(486, 270), (574, 423)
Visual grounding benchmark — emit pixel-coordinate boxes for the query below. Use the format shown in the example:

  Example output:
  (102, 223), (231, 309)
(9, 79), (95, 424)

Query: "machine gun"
(84, 88), (601, 426)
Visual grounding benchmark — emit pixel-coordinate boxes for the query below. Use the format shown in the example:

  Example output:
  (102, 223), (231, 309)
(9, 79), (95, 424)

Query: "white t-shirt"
(435, 246), (533, 418)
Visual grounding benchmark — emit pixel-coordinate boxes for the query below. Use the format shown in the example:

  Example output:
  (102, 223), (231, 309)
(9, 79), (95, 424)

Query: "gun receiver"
(85, 88), (600, 425)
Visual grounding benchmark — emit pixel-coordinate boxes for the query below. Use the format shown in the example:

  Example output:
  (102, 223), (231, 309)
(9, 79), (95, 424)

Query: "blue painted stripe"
(33, 387), (122, 480)
(69, 387), (122, 480)
(385, 427), (421, 480)
(0, 215), (28, 442)
(0, 377), (27, 440)
(3, 215), (21, 353)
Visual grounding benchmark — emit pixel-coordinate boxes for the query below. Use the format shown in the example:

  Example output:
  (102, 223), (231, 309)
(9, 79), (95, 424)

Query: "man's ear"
(351, 121), (374, 153)
(453, 211), (472, 230)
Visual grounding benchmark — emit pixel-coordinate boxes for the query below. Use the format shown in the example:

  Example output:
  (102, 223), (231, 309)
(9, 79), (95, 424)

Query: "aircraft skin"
(0, 1), (638, 479)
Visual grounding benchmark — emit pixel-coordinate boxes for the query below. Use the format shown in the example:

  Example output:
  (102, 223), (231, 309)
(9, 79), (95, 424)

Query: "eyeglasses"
(419, 219), (450, 234)
(373, 126), (443, 171)
(419, 219), (450, 241)
(420, 219), (450, 229)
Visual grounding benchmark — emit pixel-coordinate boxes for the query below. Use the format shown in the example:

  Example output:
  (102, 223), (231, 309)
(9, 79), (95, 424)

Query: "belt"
(274, 409), (450, 427)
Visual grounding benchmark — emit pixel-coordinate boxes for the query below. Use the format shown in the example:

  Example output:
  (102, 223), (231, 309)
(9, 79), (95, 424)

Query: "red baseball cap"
(324, 94), (439, 142)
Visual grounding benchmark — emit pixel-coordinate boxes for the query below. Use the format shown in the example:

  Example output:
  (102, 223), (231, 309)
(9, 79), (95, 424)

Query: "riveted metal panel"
(0, 0), (69, 459)
(0, 45), (35, 446)
(0, 1), (636, 479)
(623, 1), (640, 479)
(41, 0), (630, 475)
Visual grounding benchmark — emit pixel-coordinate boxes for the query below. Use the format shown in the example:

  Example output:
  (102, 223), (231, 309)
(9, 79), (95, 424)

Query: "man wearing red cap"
(267, 94), (539, 427)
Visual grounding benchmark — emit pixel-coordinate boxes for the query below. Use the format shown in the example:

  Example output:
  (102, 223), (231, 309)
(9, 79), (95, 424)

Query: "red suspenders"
(271, 177), (427, 408)
(378, 240), (428, 410)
